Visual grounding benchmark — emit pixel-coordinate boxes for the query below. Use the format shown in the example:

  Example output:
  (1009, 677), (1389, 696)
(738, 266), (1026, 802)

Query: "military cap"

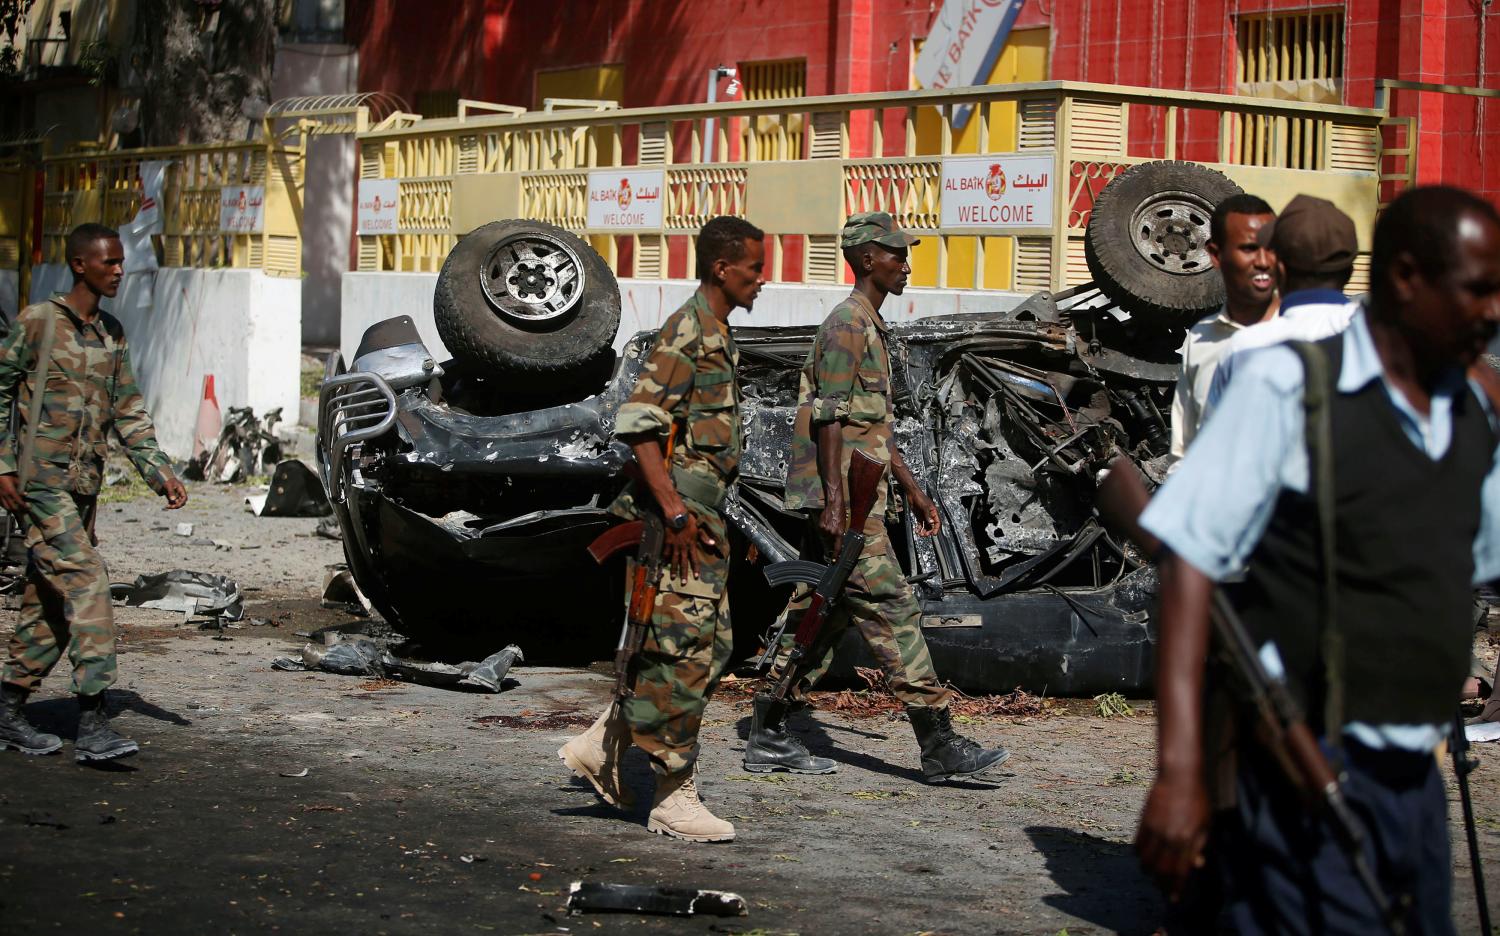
(841, 211), (920, 249)
(1255, 193), (1357, 275)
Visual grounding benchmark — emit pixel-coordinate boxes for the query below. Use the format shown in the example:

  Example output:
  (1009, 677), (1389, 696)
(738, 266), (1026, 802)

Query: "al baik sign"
(357, 179), (401, 235)
(940, 154), (1054, 229)
(219, 185), (266, 234)
(914, 0), (1027, 129)
(587, 169), (665, 230)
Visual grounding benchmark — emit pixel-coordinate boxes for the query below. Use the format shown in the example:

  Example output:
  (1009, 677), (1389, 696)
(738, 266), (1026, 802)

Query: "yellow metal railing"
(38, 133), (307, 278)
(354, 80), (1389, 292)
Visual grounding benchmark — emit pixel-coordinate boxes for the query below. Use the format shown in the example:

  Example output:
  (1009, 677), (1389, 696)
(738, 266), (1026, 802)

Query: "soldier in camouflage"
(0, 224), (188, 763)
(559, 215), (764, 843)
(746, 211), (1012, 784)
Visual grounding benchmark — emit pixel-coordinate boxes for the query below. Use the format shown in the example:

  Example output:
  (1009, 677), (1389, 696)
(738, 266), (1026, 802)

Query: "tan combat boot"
(558, 702), (635, 809)
(646, 770), (735, 842)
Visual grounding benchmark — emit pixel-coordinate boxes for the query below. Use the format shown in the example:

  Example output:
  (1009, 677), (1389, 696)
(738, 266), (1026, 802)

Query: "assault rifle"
(1095, 456), (1402, 935)
(586, 512), (666, 701)
(755, 449), (886, 702)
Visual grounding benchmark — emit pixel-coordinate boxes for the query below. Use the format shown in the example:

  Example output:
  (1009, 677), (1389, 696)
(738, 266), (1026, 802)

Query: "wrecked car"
(317, 161), (1240, 695)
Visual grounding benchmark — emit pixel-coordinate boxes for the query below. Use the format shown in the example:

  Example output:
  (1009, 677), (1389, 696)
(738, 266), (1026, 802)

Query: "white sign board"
(357, 179), (401, 235)
(587, 169), (665, 230)
(940, 154), (1054, 229)
(219, 185), (266, 234)
(914, 0), (1027, 128)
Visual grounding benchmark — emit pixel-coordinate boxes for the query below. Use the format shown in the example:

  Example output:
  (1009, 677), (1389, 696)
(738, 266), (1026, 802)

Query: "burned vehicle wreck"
(318, 162), (1237, 695)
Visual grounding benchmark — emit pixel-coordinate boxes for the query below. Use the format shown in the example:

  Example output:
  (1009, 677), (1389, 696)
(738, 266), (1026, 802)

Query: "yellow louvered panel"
(1066, 236), (1090, 287)
(1328, 123), (1379, 173)
(1068, 101), (1126, 158)
(639, 122), (669, 165)
(805, 235), (840, 283)
(457, 136), (480, 174)
(1235, 9), (1344, 169)
(809, 111), (845, 159)
(1347, 253), (1371, 295)
(634, 235), (664, 278)
(1018, 98), (1058, 150)
(265, 235), (300, 277)
(1014, 237), (1052, 292)
(357, 236), (381, 272)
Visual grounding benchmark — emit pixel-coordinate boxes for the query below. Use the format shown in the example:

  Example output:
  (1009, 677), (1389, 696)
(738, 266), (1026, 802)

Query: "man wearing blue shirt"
(1135, 185), (1500, 934)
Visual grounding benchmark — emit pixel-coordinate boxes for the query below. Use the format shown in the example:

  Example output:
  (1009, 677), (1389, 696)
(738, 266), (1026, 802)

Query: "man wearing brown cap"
(1205, 193), (1362, 411)
(743, 211), (1011, 784)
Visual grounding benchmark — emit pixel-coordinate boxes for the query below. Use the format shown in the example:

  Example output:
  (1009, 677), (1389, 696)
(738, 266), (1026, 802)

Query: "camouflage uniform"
(776, 291), (950, 710)
(0, 298), (174, 697)
(608, 289), (741, 779)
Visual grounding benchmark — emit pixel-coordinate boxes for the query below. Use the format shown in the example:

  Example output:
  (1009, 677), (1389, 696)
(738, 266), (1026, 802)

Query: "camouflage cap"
(841, 211), (920, 249)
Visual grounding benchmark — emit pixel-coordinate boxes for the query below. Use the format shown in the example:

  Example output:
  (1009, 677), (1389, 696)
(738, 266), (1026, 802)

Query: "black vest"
(1233, 335), (1493, 730)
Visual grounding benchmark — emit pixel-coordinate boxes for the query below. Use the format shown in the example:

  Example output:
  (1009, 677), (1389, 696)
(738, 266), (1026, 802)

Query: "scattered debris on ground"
(566, 882), (748, 918)
(245, 460), (332, 517)
(272, 632), (523, 693)
(714, 668), (1054, 721)
(184, 406), (286, 483)
(1093, 691), (1136, 718)
(471, 710), (593, 730)
(110, 570), (244, 623)
(321, 564), (371, 616)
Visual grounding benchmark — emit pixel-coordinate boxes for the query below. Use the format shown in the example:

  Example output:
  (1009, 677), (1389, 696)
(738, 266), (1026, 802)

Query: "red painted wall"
(345, 0), (1500, 201)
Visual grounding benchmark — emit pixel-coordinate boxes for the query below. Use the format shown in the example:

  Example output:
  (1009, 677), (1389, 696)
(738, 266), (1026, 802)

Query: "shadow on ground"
(1026, 824), (1164, 936)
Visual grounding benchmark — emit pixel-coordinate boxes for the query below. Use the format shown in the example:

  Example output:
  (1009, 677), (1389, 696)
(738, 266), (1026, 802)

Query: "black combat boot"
(0, 682), (62, 755)
(908, 705), (1009, 783)
(74, 693), (139, 763)
(744, 693), (837, 774)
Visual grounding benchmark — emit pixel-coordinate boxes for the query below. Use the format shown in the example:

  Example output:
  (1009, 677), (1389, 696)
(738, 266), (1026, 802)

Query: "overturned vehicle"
(318, 162), (1240, 695)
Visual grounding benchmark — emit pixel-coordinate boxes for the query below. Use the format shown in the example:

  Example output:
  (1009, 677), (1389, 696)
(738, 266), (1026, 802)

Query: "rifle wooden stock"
(844, 449), (886, 532)
(586, 517), (664, 702)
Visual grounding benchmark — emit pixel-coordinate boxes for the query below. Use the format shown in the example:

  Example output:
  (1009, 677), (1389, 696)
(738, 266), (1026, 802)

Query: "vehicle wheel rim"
(1128, 190), (1214, 276)
(479, 232), (586, 323)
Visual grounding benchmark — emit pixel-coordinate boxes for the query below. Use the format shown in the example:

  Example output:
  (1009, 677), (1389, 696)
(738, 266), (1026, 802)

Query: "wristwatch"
(666, 510), (690, 532)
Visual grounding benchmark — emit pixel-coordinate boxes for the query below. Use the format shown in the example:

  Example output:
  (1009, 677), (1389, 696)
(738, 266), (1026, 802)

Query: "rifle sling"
(18, 304), (58, 491)
(1288, 341), (1342, 754)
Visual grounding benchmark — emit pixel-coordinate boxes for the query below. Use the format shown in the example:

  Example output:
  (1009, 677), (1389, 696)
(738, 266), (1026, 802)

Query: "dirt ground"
(0, 472), (1495, 935)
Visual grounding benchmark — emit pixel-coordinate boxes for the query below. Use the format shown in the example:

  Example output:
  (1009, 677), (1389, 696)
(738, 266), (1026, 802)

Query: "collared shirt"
(784, 291), (896, 555)
(1142, 308), (1500, 751)
(1168, 307), (1248, 463)
(1204, 289), (1359, 417)
(612, 288), (742, 489)
(0, 297), (172, 496)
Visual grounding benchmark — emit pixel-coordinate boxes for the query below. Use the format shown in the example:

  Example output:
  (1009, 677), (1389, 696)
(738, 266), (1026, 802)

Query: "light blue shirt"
(1141, 308), (1500, 751)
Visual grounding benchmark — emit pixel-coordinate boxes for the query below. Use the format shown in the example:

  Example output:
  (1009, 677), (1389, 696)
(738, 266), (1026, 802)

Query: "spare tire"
(434, 220), (621, 385)
(1085, 161), (1243, 326)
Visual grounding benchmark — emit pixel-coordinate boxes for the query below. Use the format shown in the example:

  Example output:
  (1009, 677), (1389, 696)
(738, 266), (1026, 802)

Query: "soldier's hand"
(1134, 767), (1210, 901)
(162, 478), (188, 509)
(909, 488), (941, 537)
(666, 513), (710, 583)
(0, 473), (21, 515)
(819, 490), (846, 555)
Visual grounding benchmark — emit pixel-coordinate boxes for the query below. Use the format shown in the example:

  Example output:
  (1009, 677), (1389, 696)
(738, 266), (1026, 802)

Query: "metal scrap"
(272, 632), (524, 693)
(184, 406), (285, 483)
(110, 570), (244, 622)
(566, 881), (748, 917)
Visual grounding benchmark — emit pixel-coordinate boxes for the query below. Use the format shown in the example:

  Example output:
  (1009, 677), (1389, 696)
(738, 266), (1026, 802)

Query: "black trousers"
(1220, 739), (1455, 936)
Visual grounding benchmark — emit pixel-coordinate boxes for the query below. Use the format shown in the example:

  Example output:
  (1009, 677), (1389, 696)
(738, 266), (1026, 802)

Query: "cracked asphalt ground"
(0, 481), (1496, 935)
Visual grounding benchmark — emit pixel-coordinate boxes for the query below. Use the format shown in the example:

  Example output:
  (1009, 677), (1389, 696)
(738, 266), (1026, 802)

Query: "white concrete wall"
(29, 265), (302, 460)
(0, 270), (17, 322)
(340, 272), (1030, 365)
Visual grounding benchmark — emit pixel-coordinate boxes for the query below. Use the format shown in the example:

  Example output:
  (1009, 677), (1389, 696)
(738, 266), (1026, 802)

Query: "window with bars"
(1234, 9), (1344, 169)
(739, 58), (807, 161)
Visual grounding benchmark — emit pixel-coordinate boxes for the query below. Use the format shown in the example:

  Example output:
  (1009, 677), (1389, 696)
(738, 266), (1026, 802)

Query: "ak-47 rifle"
(587, 512), (666, 701)
(755, 449), (886, 702)
(1096, 456), (1402, 934)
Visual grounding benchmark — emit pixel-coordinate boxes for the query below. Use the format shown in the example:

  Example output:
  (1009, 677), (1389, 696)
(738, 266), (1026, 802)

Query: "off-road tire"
(1085, 160), (1243, 327)
(434, 220), (621, 387)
